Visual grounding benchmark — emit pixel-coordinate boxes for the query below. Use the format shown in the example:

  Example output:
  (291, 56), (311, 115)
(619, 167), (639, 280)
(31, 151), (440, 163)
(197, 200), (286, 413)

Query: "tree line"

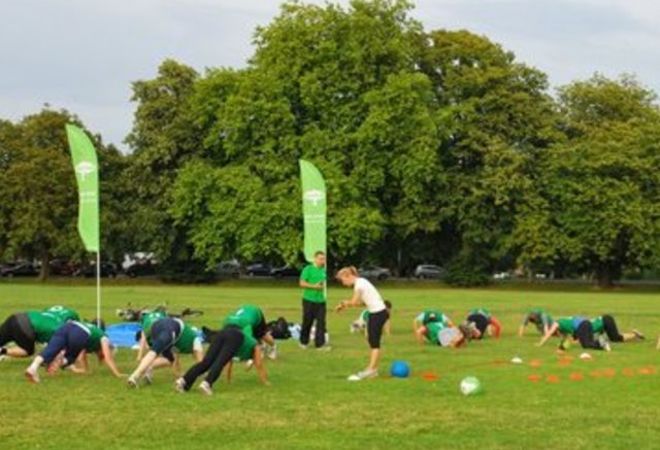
(0, 0), (658, 285)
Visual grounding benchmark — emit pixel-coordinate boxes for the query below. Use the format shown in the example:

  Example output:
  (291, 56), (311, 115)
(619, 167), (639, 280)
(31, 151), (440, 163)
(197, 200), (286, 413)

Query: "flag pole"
(96, 251), (101, 321)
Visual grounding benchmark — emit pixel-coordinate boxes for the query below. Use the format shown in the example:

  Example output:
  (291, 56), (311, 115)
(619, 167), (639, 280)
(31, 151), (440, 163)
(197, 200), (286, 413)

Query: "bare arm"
(252, 347), (269, 385)
(415, 326), (427, 344)
(100, 338), (124, 378)
(537, 323), (560, 347)
(335, 290), (362, 312)
(518, 324), (526, 337)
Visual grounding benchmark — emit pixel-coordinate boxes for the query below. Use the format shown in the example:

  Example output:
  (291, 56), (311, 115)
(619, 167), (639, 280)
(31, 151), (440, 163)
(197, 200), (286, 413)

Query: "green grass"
(1, 282), (659, 449)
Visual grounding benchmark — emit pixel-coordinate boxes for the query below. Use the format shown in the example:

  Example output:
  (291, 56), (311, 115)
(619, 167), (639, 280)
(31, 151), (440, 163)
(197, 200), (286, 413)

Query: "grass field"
(0, 281), (659, 449)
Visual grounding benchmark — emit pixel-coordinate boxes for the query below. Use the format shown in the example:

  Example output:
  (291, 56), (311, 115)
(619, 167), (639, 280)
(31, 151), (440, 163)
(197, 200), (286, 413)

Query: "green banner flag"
(299, 159), (326, 263)
(65, 124), (100, 253)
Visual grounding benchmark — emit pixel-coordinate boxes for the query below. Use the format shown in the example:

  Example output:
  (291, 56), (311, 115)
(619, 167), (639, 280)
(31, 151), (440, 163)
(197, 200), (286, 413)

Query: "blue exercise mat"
(106, 322), (141, 348)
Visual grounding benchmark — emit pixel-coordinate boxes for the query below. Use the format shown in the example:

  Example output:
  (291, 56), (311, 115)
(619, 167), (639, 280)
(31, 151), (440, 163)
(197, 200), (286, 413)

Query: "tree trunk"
(39, 249), (50, 281)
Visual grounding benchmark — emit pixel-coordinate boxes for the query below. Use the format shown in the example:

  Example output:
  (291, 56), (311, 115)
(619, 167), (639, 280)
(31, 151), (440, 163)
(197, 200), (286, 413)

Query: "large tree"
(0, 109), (126, 279)
(513, 75), (660, 285)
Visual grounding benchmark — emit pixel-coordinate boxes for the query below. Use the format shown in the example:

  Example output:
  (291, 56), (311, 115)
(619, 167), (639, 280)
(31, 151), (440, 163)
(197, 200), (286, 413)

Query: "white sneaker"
(245, 359), (254, 370)
(25, 368), (40, 384)
(347, 369), (378, 381)
(199, 381), (213, 396)
(598, 334), (612, 352)
(267, 344), (278, 360)
(174, 378), (186, 393)
(127, 376), (139, 388)
(0, 354), (7, 362)
(316, 345), (332, 352)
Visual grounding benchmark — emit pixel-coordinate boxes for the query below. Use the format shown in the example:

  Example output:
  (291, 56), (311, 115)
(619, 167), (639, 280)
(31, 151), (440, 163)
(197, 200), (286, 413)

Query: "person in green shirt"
(0, 305), (80, 359)
(223, 304), (276, 359)
(25, 320), (123, 383)
(412, 309), (453, 335)
(175, 325), (269, 396)
(136, 309), (168, 361)
(591, 314), (644, 343)
(415, 320), (472, 348)
(538, 316), (611, 351)
(128, 317), (203, 388)
(298, 251), (328, 349)
(465, 308), (502, 339)
(519, 309), (555, 337)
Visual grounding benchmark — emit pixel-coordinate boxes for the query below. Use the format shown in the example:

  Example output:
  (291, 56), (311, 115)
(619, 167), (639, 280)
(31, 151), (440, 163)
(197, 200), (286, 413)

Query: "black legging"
(300, 300), (327, 348)
(574, 321), (602, 350)
(602, 315), (624, 342)
(182, 326), (244, 389)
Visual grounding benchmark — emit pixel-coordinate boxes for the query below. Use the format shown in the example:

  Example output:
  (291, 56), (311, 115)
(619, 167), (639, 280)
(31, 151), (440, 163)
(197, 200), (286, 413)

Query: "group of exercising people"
(0, 252), (654, 393)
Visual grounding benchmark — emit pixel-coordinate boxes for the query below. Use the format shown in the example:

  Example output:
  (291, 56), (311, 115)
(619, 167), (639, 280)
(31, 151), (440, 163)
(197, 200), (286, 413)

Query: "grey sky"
(1, 0), (658, 151)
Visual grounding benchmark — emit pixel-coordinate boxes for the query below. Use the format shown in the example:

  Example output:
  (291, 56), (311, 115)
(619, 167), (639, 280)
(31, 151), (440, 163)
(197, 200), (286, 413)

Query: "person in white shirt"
(335, 266), (389, 381)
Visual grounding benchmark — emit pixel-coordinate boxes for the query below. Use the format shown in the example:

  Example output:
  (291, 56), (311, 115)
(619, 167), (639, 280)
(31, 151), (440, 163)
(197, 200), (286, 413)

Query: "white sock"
(28, 356), (44, 373)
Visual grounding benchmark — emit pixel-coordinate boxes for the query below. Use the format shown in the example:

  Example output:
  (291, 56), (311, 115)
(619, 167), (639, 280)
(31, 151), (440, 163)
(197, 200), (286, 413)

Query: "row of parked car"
(234, 263), (447, 280)
(0, 260), (156, 278)
(1, 259), (447, 281)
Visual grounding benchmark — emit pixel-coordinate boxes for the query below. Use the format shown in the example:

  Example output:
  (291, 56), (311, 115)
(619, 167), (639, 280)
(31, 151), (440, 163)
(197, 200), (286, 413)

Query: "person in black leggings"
(175, 326), (269, 396)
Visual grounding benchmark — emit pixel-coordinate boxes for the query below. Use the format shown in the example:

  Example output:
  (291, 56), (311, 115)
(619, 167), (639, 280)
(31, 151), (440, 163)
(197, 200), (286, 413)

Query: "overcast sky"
(1, 0), (658, 151)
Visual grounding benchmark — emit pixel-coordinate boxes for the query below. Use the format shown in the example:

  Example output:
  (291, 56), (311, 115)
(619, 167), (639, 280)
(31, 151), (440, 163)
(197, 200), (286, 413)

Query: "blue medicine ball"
(390, 360), (410, 378)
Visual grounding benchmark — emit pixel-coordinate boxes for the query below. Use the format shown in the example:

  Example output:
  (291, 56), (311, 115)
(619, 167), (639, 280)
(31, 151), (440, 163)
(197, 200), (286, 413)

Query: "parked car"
(414, 264), (446, 280)
(125, 261), (158, 278)
(0, 262), (38, 278)
(76, 262), (118, 278)
(49, 259), (78, 276)
(271, 265), (300, 278)
(493, 271), (512, 280)
(359, 266), (391, 281)
(216, 261), (241, 279)
(246, 262), (272, 277)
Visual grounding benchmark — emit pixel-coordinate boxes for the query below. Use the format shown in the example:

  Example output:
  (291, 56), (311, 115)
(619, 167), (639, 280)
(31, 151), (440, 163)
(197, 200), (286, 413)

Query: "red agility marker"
(621, 368), (635, 377)
(602, 368), (616, 378)
(421, 372), (440, 382)
(639, 367), (656, 375)
(569, 372), (584, 381)
(529, 359), (542, 368)
(527, 374), (542, 383)
(546, 374), (560, 384)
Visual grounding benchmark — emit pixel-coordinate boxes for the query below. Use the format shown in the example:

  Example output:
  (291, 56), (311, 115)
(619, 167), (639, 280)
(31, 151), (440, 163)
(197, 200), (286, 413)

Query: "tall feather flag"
(65, 124), (101, 319)
(299, 159), (327, 299)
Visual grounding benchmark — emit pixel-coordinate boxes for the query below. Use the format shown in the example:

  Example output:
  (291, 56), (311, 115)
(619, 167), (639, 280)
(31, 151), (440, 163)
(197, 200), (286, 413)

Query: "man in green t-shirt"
(298, 251), (328, 349)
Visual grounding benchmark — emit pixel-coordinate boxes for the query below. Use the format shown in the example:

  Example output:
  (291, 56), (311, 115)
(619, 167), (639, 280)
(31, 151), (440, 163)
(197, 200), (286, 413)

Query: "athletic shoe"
(199, 381), (213, 396)
(266, 344), (278, 360)
(127, 376), (139, 388)
(316, 345), (332, 352)
(347, 369), (378, 381)
(245, 359), (254, 370)
(597, 334), (612, 352)
(174, 378), (186, 393)
(633, 329), (645, 340)
(0, 354), (7, 362)
(298, 343), (308, 350)
(144, 369), (154, 385)
(25, 368), (40, 384)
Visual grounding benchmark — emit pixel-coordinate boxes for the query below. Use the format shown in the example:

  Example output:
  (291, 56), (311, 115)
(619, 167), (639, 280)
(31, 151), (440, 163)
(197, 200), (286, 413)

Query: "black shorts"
(0, 313), (37, 355)
(150, 318), (182, 362)
(467, 314), (489, 338)
(367, 309), (389, 349)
